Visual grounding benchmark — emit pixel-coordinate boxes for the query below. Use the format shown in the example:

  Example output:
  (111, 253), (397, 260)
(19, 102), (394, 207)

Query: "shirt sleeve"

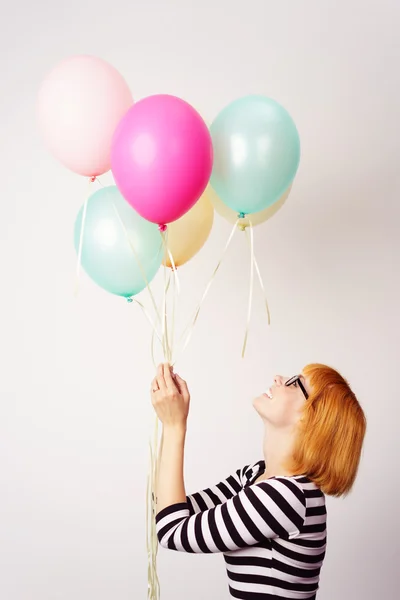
(186, 465), (248, 515)
(156, 477), (306, 554)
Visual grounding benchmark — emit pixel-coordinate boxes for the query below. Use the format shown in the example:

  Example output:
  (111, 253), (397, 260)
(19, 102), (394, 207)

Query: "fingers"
(151, 377), (159, 394)
(174, 374), (190, 401)
(155, 364), (168, 394)
(152, 364), (185, 398)
(163, 363), (177, 391)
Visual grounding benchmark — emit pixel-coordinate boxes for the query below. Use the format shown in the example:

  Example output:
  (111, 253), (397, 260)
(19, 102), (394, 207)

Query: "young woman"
(151, 363), (366, 599)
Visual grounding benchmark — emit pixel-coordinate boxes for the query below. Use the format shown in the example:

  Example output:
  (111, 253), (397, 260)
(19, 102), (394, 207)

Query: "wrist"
(163, 423), (187, 438)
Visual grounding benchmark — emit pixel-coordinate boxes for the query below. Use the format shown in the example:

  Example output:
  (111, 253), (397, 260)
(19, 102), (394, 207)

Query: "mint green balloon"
(74, 186), (163, 298)
(210, 95), (300, 215)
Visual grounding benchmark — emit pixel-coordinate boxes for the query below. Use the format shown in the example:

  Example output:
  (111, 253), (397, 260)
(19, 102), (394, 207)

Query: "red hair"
(285, 364), (366, 496)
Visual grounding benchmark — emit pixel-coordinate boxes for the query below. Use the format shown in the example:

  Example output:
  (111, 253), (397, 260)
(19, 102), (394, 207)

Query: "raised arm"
(156, 476), (306, 553)
(151, 364), (190, 513)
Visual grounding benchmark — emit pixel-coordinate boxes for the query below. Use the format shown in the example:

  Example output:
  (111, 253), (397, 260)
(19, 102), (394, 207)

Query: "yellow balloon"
(209, 184), (292, 229)
(164, 190), (214, 268)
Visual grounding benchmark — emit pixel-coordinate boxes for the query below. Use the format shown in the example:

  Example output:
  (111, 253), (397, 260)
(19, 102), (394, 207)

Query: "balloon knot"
(238, 223), (247, 232)
(127, 297), (133, 303)
(89, 176), (96, 183)
(159, 224), (167, 232)
(238, 212), (246, 219)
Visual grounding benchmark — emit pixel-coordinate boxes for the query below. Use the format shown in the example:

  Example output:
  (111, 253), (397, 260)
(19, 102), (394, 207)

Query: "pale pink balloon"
(111, 94), (213, 225)
(37, 55), (133, 177)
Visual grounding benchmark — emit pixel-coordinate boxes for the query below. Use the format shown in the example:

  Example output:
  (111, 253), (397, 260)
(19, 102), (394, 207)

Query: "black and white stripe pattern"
(156, 461), (326, 599)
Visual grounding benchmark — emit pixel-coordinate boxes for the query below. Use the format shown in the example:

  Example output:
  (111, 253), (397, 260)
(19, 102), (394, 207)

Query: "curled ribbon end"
(241, 337), (248, 359)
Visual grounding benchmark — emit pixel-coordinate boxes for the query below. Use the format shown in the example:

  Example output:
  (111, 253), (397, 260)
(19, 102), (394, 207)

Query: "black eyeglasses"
(285, 375), (309, 400)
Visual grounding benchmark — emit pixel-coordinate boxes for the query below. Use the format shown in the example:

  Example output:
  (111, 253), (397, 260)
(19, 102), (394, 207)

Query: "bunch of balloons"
(37, 55), (300, 300)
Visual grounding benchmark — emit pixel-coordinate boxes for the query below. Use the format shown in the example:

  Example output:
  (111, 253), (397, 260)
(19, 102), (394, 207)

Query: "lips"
(264, 388), (273, 399)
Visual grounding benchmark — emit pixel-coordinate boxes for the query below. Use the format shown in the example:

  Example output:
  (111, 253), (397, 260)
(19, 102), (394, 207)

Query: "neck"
(261, 423), (296, 480)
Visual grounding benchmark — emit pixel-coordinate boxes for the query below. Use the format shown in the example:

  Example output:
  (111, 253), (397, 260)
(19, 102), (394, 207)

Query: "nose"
(274, 375), (284, 386)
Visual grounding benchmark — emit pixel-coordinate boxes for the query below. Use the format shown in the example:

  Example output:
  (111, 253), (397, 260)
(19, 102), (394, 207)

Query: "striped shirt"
(156, 460), (327, 599)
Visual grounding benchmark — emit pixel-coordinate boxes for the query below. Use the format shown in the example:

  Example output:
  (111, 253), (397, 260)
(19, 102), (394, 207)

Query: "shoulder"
(254, 475), (308, 511)
(248, 476), (308, 538)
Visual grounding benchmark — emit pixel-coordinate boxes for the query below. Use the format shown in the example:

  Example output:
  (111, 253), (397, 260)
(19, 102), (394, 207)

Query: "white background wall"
(1, 0), (399, 598)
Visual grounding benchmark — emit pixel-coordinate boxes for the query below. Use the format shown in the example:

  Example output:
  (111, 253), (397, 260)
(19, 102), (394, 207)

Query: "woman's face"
(253, 374), (310, 429)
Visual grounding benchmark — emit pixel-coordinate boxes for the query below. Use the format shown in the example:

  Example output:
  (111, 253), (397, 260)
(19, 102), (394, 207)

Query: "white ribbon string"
(146, 229), (180, 600)
(241, 219), (255, 358)
(170, 268), (177, 363)
(146, 417), (160, 600)
(173, 219), (239, 364)
(252, 251), (271, 326)
(131, 298), (163, 365)
(164, 238), (181, 296)
(244, 227), (271, 326)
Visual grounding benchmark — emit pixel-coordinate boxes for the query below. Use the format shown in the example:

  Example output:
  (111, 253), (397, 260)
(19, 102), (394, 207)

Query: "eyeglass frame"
(285, 375), (309, 400)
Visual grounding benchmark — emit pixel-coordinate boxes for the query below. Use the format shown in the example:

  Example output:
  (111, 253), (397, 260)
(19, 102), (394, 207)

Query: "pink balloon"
(111, 94), (213, 225)
(37, 55), (133, 177)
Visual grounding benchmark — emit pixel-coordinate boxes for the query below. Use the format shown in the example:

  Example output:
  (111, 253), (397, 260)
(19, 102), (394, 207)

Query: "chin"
(252, 394), (265, 417)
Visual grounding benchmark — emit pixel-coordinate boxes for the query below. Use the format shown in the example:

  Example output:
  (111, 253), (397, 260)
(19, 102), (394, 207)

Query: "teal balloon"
(210, 95), (300, 215)
(74, 186), (163, 298)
